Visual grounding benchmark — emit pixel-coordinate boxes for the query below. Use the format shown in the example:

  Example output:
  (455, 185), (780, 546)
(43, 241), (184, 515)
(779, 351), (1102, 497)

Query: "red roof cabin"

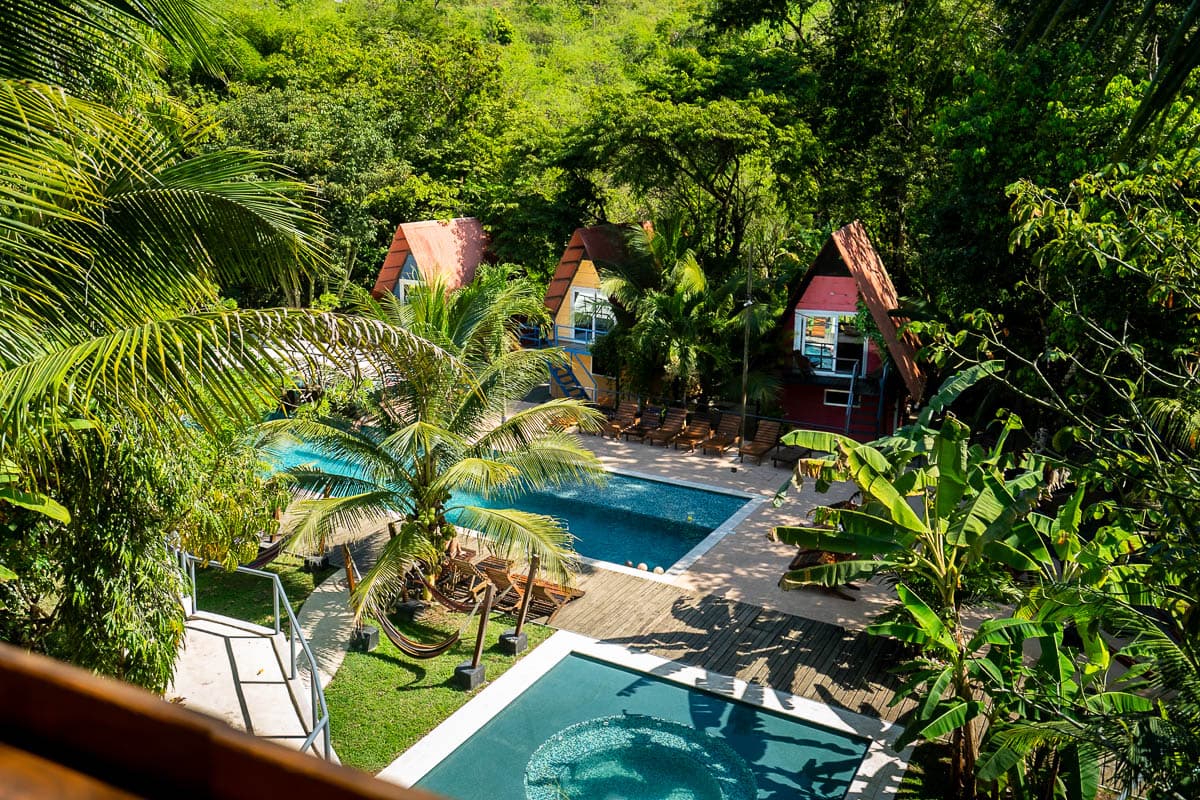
(370, 217), (489, 301)
(778, 221), (924, 440)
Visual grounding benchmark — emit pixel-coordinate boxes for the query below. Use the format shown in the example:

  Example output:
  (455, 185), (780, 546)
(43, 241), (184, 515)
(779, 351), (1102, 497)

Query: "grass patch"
(326, 604), (554, 773)
(193, 554), (337, 630)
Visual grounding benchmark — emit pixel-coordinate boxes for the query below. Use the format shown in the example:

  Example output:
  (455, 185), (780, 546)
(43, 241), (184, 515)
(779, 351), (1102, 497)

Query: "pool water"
(415, 654), (870, 800)
(271, 442), (749, 571)
(451, 474), (747, 571)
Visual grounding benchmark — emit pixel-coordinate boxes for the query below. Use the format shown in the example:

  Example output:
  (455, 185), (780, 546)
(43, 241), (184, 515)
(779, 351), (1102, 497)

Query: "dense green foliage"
(0, 429), (189, 693)
(4, 0), (1200, 796)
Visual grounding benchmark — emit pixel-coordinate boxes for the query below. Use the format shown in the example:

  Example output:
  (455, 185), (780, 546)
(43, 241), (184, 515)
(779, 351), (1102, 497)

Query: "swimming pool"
(451, 472), (752, 572)
(270, 442), (756, 573)
(382, 633), (909, 800)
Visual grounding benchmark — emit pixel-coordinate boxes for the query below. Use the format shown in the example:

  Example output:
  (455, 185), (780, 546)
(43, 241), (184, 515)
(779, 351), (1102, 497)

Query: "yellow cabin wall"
(552, 258), (602, 331)
(547, 258), (617, 405)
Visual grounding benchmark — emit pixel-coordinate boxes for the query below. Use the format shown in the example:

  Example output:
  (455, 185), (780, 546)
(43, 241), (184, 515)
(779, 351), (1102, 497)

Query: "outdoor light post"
(453, 583), (493, 690)
(500, 554), (539, 655)
(738, 253), (753, 460)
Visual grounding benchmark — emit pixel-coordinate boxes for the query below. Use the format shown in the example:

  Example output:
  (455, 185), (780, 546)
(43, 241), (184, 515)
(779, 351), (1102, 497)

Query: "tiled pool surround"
(381, 631), (911, 800)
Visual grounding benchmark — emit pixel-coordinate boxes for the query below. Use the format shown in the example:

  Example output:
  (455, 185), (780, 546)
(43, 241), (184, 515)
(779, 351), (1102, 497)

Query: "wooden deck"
(550, 567), (913, 723)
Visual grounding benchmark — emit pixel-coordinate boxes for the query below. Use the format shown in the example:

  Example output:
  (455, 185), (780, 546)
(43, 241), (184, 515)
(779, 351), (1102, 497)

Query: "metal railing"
(176, 550), (332, 760)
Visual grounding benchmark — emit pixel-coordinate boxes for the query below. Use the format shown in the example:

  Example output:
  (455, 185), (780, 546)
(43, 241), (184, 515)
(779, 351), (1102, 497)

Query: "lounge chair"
(701, 414), (742, 455)
(481, 566), (524, 612)
(645, 408), (687, 446)
(623, 406), (663, 442)
(673, 419), (712, 451)
(771, 438), (810, 468)
(528, 581), (585, 621)
(601, 400), (640, 439)
(438, 557), (489, 603)
(476, 554), (514, 573)
(739, 420), (782, 464)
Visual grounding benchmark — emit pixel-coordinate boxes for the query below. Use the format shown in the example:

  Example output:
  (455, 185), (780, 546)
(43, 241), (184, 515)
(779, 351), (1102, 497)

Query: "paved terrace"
(575, 431), (898, 631)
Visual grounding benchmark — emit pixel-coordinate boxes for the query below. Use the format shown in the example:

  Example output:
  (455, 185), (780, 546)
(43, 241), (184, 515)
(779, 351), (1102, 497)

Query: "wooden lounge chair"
(438, 557), (489, 603)
(701, 414), (742, 455)
(527, 582), (581, 622)
(601, 400), (640, 439)
(739, 420), (782, 464)
(481, 566), (524, 611)
(623, 406), (663, 442)
(673, 419), (712, 452)
(476, 554), (513, 573)
(645, 408), (687, 446)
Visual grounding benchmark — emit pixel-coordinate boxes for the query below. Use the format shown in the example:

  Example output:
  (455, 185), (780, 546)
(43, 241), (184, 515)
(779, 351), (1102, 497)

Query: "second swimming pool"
(411, 651), (873, 800)
(451, 472), (751, 572)
(271, 442), (753, 572)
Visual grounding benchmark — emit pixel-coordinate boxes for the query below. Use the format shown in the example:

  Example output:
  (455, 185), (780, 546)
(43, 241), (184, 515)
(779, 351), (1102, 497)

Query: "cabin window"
(794, 311), (868, 376)
(570, 288), (614, 341)
(393, 254), (422, 303)
(823, 389), (861, 408)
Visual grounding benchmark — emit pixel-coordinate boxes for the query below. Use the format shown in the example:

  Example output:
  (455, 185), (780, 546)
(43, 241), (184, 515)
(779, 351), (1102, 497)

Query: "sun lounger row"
(600, 403), (800, 464)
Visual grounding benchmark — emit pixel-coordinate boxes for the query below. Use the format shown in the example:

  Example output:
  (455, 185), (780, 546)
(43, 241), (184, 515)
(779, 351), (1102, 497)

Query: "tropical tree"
(0, 1), (435, 518)
(772, 364), (1049, 797)
(258, 280), (605, 617)
(348, 264), (550, 367)
(594, 219), (737, 401)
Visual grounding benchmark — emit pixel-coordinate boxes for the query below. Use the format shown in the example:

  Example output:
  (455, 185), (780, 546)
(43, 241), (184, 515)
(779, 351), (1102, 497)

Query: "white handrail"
(176, 550), (332, 760)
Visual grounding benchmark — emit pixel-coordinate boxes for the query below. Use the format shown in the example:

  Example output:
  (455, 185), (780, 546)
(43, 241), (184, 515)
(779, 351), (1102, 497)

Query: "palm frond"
(284, 490), (403, 554)
(0, 0), (227, 91)
(349, 525), (440, 619)
(474, 399), (607, 454)
(451, 505), (578, 586)
(486, 433), (607, 492)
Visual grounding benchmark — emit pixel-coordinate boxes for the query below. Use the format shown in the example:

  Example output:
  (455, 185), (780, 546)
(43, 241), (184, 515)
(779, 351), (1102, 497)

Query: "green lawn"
(326, 605), (554, 774)
(193, 553), (337, 631)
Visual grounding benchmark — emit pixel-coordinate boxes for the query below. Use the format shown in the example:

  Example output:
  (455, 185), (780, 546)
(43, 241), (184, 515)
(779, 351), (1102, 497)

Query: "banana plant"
(872, 584), (1062, 799)
(773, 410), (1044, 615)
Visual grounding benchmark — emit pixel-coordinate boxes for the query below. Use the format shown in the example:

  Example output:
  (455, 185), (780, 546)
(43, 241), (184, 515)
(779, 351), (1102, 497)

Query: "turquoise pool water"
(415, 654), (870, 800)
(271, 444), (750, 570)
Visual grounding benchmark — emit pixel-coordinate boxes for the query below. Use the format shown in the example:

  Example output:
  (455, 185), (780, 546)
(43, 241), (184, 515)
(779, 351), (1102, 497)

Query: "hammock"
(372, 603), (465, 659)
(422, 575), (478, 614)
(343, 545), (483, 661)
(243, 533), (293, 570)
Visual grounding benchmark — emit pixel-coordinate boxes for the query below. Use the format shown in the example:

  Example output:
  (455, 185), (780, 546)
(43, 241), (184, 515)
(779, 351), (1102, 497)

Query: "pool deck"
(576, 432), (900, 632)
(550, 564), (913, 723)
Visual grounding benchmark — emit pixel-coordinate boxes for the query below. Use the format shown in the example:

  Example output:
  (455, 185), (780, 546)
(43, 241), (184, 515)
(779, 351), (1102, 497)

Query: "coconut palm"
(348, 264), (551, 367)
(259, 280), (606, 616)
(0, 2), (430, 508)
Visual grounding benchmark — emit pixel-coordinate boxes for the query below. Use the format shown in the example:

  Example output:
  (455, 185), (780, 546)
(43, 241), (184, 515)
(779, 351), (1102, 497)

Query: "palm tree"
(598, 218), (733, 402)
(260, 277), (606, 616)
(0, 1), (428, 517)
(348, 264), (550, 368)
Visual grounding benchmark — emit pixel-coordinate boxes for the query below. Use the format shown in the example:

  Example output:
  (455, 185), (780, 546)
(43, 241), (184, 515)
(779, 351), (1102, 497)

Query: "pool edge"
(378, 630), (912, 799)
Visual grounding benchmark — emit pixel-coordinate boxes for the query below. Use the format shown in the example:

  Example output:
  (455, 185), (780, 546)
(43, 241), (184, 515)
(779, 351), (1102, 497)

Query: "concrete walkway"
(167, 611), (330, 756)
